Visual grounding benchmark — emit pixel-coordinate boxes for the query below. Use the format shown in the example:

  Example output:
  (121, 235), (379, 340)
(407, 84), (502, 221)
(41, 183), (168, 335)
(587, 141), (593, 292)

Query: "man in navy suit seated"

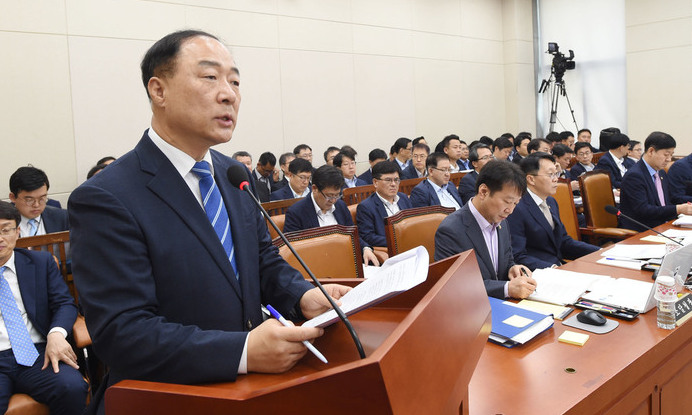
(569, 142), (596, 181)
(252, 152), (278, 203)
(333, 148), (367, 189)
(458, 144), (493, 205)
(595, 132), (634, 189)
(410, 152), (463, 210)
(512, 133), (531, 166)
(9, 167), (69, 237)
(439, 135), (466, 173)
(357, 149), (387, 185)
(620, 132), (692, 231)
(356, 161), (412, 247)
(507, 153), (599, 270)
(284, 165), (380, 265)
(667, 153), (692, 204)
(435, 160), (535, 299)
(270, 158), (313, 201)
(391, 137), (412, 171)
(401, 143), (429, 180)
(0, 202), (87, 414)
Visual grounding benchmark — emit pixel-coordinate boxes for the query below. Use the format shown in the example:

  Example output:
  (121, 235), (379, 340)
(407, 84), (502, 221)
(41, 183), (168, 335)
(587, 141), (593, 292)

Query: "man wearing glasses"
(569, 142), (596, 180)
(8, 167), (69, 237)
(410, 152), (463, 209)
(401, 143), (430, 180)
(283, 165), (379, 265)
(507, 153), (599, 270)
(458, 144), (493, 205)
(356, 161), (412, 247)
(270, 158), (313, 201)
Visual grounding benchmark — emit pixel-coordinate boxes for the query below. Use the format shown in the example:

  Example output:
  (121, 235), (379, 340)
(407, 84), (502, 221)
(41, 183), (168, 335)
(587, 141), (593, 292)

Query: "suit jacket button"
(246, 320), (253, 330)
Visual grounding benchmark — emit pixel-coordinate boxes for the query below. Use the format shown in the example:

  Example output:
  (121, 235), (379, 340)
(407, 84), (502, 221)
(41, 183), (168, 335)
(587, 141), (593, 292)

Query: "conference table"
(469, 221), (691, 414)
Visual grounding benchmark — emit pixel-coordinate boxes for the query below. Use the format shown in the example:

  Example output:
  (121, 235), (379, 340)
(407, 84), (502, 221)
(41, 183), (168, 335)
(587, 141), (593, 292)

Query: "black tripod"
(538, 70), (578, 133)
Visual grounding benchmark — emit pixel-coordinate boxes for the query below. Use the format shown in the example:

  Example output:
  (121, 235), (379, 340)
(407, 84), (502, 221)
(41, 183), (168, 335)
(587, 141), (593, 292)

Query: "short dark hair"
(520, 152), (556, 175)
(9, 166), (50, 196)
(0, 201), (21, 227)
(412, 136), (426, 146)
(476, 160), (526, 196)
(559, 131), (574, 142)
(141, 30), (220, 100)
(574, 142), (593, 153)
(501, 132), (515, 140)
(372, 160), (401, 179)
(606, 133), (629, 150)
(323, 146), (340, 162)
(469, 144), (491, 163)
(551, 143), (574, 157)
(312, 165), (344, 191)
(435, 134), (459, 153)
(293, 144), (312, 155)
(392, 137), (412, 153)
(578, 128), (591, 136)
(333, 150), (356, 168)
(368, 148), (387, 162)
(493, 137), (513, 151)
(258, 151), (276, 166)
(279, 152), (295, 166)
(87, 163), (108, 180)
(644, 131), (676, 151)
(527, 138), (550, 153)
(232, 151), (251, 160)
(426, 152), (449, 170)
(628, 140), (641, 150)
(412, 143), (430, 154)
(478, 136), (494, 146)
(546, 131), (561, 143)
(288, 158), (312, 175)
(518, 131), (532, 139)
(514, 134), (531, 149)
(96, 156), (116, 165)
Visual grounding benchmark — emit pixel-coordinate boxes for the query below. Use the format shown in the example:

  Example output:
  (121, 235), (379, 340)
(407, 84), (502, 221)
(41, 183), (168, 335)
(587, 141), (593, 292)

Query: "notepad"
(558, 330), (589, 346)
(515, 300), (573, 320)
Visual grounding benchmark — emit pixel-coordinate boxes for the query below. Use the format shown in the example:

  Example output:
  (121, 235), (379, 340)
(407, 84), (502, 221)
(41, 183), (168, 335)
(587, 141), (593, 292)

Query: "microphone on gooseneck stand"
(604, 205), (683, 247)
(226, 164), (366, 359)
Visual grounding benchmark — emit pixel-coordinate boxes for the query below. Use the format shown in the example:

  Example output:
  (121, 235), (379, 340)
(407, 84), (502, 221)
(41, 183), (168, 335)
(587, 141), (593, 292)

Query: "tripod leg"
(561, 83), (579, 131)
(549, 82), (560, 132)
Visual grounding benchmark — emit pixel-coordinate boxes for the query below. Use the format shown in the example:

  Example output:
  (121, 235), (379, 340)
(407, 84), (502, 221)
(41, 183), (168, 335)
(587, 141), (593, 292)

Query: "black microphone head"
(227, 163), (250, 190)
(604, 205), (619, 215)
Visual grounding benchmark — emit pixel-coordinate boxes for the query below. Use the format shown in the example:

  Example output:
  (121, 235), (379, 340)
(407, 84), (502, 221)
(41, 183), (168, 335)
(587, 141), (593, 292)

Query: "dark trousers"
(0, 343), (88, 415)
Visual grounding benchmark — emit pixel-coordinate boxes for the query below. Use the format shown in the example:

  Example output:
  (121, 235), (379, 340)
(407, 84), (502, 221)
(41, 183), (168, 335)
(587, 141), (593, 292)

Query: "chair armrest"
(580, 227), (638, 239)
(72, 315), (92, 349)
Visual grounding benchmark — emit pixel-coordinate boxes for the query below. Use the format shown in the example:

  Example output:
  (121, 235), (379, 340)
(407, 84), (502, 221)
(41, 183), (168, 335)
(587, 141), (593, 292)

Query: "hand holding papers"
(303, 246), (429, 328)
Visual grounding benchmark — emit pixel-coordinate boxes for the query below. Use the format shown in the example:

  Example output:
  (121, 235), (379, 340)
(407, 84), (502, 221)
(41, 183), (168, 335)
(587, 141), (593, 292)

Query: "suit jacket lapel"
(14, 250), (38, 330)
(524, 194), (557, 248)
(461, 206), (497, 280)
(446, 183), (463, 206)
(638, 162), (660, 206)
(424, 181), (441, 205)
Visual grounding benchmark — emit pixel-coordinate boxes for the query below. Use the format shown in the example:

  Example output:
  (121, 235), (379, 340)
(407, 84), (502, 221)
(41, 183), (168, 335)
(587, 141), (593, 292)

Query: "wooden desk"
(470, 222), (692, 414)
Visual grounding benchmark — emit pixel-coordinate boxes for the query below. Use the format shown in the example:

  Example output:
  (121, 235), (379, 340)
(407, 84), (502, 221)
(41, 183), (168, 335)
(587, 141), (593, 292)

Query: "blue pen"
(263, 304), (328, 364)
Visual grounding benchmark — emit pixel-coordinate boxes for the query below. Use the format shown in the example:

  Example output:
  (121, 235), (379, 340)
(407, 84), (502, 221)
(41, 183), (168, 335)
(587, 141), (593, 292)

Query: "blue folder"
(488, 297), (554, 347)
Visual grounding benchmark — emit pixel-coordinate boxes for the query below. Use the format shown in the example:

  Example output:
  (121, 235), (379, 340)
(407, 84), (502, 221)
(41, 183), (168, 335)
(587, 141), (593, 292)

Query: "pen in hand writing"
(263, 304), (328, 364)
(520, 266), (536, 294)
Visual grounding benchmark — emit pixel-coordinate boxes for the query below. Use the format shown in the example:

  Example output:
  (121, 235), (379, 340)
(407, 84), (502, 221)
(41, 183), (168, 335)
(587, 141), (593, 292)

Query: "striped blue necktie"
(0, 266), (39, 366)
(28, 219), (38, 236)
(192, 161), (238, 278)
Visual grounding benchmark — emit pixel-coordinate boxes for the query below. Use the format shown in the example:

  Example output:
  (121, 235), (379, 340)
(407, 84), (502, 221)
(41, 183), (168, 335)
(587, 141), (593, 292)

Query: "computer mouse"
(577, 310), (607, 326)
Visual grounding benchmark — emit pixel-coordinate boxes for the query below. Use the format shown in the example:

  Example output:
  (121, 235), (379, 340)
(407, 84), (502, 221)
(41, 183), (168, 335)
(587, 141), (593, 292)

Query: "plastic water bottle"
(655, 275), (676, 330)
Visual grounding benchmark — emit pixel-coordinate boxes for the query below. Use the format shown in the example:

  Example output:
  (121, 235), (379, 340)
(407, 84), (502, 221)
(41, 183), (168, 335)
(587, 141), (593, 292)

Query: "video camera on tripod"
(547, 42), (575, 83)
(538, 42), (578, 132)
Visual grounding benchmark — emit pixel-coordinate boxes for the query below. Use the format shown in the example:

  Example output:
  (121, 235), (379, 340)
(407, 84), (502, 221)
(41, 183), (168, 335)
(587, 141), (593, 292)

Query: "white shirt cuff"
(504, 282), (509, 298)
(237, 334), (249, 374)
(48, 327), (68, 338)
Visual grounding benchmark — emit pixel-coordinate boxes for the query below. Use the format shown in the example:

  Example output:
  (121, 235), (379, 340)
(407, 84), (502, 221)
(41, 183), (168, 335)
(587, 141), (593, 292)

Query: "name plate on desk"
(675, 294), (692, 326)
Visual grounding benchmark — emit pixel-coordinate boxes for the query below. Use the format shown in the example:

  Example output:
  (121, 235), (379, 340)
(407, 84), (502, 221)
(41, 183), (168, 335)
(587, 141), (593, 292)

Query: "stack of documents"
(528, 269), (612, 305)
(488, 297), (554, 347)
(597, 244), (667, 270)
(673, 214), (692, 228)
(580, 278), (656, 313)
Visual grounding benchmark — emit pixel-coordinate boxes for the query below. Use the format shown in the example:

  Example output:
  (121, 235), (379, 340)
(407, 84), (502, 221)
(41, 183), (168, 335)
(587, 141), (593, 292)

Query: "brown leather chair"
(554, 181), (581, 241)
(449, 172), (466, 187)
(578, 171), (637, 240)
(272, 225), (364, 279)
(266, 214), (285, 240)
(260, 197), (301, 216)
(591, 151), (605, 164)
(384, 206), (455, 262)
(16, 231), (74, 300)
(398, 177), (425, 196)
(343, 184), (375, 205)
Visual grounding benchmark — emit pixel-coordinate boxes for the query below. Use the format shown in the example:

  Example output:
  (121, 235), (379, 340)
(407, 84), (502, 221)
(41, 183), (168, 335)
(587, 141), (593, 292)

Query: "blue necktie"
(28, 219), (38, 236)
(0, 266), (39, 366)
(191, 161), (238, 278)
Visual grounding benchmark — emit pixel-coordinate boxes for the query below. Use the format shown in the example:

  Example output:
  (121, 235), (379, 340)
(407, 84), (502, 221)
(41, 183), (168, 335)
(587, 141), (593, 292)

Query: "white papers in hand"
(303, 246), (429, 328)
(528, 268), (612, 306)
(601, 244), (666, 260)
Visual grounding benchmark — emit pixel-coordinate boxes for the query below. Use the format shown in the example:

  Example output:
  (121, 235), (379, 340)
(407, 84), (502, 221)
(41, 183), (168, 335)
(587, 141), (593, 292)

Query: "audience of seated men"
(0, 201), (88, 414)
(356, 161), (412, 247)
(507, 153), (599, 270)
(323, 146), (340, 166)
(435, 160), (536, 299)
(275, 152), (295, 189)
(9, 166), (69, 237)
(595, 132), (634, 189)
(667, 152), (692, 203)
(391, 137), (412, 171)
(577, 128), (599, 153)
(569, 142), (596, 181)
(283, 165), (379, 266)
(357, 148), (387, 185)
(512, 133), (531, 165)
(458, 144), (493, 205)
(620, 132), (692, 231)
(492, 137), (513, 161)
(410, 152), (463, 210)
(333, 148), (367, 189)
(401, 143), (430, 180)
(252, 151), (279, 203)
(232, 151), (253, 171)
(270, 158), (313, 201)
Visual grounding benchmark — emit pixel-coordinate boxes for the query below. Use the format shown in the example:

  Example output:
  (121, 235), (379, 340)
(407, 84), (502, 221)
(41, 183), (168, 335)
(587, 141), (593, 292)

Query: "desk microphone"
(226, 164), (366, 359)
(604, 205), (683, 246)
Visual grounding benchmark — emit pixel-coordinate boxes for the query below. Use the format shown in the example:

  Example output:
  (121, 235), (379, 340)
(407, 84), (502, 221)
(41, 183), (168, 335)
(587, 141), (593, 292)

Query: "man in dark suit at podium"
(68, 30), (349, 415)
(435, 160), (535, 299)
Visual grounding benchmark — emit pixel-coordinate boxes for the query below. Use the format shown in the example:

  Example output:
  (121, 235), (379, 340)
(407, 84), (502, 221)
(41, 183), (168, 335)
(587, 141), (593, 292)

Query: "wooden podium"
(105, 252), (490, 415)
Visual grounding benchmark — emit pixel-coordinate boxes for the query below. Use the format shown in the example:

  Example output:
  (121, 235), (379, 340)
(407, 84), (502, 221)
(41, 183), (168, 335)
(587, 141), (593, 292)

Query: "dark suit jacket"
(512, 154), (523, 165)
(13, 248), (77, 339)
(342, 177), (368, 189)
(401, 163), (424, 180)
(667, 154), (692, 203)
(68, 132), (314, 398)
(507, 193), (599, 270)
(457, 159), (471, 171)
(356, 192), (412, 247)
(252, 169), (275, 203)
(458, 170), (478, 205)
(357, 169), (373, 185)
(595, 152), (632, 188)
(434, 203), (514, 298)
(270, 184), (308, 201)
(410, 179), (463, 208)
(274, 176), (288, 189)
(569, 163), (594, 181)
(42, 205), (69, 233)
(620, 159), (678, 231)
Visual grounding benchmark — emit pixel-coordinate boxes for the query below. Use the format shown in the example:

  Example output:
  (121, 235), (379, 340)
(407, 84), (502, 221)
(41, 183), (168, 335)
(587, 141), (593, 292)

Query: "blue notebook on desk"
(488, 297), (554, 348)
